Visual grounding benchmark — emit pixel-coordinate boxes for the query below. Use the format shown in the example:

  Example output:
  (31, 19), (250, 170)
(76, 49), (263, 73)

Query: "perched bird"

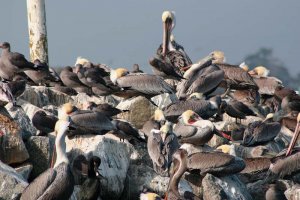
(0, 42), (42, 81)
(24, 59), (59, 86)
(221, 99), (257, 123)
(248, 66), (270, 78)
(149, 57), (184, 80)
(242, 114), (281, 146)
(83, 102), (129, 117)
(174, 110), (215, 146)
(140, 191), (162, 200)
(142, 109), (166, 137)
(147, 122), (179, 176)
(111, 119), (145, 142)
(20, 120), (74, 200)
(163, 93), (221, 122)
(157, 11), (192, 74)
(60, 66), (92, 95)
(32, 110), (58, 136)
(73, 155), (102, 200)
(58, 103), (115, 139)
(110, 68), (176, 101)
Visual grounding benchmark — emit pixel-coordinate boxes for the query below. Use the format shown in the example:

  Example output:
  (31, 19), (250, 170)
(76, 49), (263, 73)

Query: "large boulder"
(25, 136), (53, 181)
(66, 133), (131, 200)
(116, 96), (156, 129)
(203, 174), (253, 200)
(0, 160), (28, 200)
(15, 163), (33, 181)
(5, 103), (37, 139)
(0, 114), (29, 165)
(19, 86), (73, 108)
(72, 93), (119, 109)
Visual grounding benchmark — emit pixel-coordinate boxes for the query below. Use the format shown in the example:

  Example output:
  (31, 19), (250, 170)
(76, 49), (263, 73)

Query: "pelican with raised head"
(20, 120), (74, 200)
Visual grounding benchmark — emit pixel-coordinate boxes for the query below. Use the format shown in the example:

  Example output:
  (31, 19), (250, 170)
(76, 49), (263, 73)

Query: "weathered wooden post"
(26, 0), (49, 64)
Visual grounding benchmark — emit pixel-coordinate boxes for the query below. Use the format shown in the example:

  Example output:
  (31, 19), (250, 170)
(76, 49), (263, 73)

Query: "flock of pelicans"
(1, 10), (300, 200)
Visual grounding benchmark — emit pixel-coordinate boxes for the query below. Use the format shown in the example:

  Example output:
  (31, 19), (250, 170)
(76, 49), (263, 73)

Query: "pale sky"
(1, 1), (300, 75)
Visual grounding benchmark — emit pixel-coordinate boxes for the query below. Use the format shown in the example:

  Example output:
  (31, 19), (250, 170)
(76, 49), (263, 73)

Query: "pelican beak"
(286, 121), (300, 156)
(162, 19), (172, 56)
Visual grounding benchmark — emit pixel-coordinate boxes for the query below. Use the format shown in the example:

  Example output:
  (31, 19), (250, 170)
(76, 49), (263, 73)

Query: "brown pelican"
(174, 110), (215, 146)
(147, 122), (179, 176)
(231, 89), (260, 106)
(83, 102), (129, 117)
(149, 56), (184, 80)
(248, 66), (270, 77)
(20, 120), (74, 200)
(176, 52), (224, 99)
(265, 182), (288, 200)
(221, 99), (257, 123)
(274, 86), (296, 101)
(163, 93), (221, 122)
(242, 114), (281, 146)
(73, 155), (102, 200)
(75, 56), (90, 66)
(215, 61), (258, 97)
(58, 103), (115, 139)
(286, 113), (300, 156)
(166, 149), (245, 199)
(281, 94), (300, 114)
(0, 42), (43, 81)
(142, 109), (166, 137)
(110, 68), (175, 100)
(60, 66), (92, 95)
(32, 110), (58, 136)
(279, 111), (298, 132)
(52, 83), (78, 96)
(158, 11), (192, 74)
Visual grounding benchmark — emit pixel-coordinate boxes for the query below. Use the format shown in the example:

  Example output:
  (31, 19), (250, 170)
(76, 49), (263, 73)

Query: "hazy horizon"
(1, 1), (300, 75)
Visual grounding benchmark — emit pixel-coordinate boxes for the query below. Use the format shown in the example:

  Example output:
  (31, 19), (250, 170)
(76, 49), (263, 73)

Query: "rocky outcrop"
(116, 96), (156, 129)
(25, 136), (52, 180)
(66, 133), (131, 200)
(0, 114), (29, 164)
(15, 163), (33, 181)
(0, 160), (28, 200)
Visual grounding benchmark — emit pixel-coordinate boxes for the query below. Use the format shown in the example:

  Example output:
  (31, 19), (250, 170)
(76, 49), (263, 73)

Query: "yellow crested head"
(162, 11), (174, 22)
(154, 109), (165, 121)
(110, 68), (129, 84)
(75, 56), (90, 66)
(58, 103), (76, 120)
(181, 110), (200, 125)
(217, 145), (231, 154)
(266, 113), (274, 120)
(249, 66), (270, 77)
(210, 50), (225, 63)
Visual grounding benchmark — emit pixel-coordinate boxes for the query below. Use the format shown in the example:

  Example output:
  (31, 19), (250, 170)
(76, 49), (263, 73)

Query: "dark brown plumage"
(32, 110), (58, 136)
(85, 102), (129, 117)
(222, 99), (257, 122)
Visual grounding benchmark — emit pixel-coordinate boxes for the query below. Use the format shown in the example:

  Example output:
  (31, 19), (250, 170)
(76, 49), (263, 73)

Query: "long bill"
(286, 122), (300, 156)
(162, 20), (170, 57)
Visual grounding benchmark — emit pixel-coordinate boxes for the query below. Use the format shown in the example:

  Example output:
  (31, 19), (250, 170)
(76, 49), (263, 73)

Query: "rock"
(151, 93), (175, 108)
(203, 174), (253, 200)
(207, 134), (229, 148)
(0, 160), (28, 200)
(5, 102), (37, 139)
(66, 133), (131, 200)
(19, 86), (73, 108)
(25, 136), (52, 180)
(0, 114), (29, 164)
(116, 96), (156, 129)
(14, 163), (33, 181)
(72, 93), (119, 109)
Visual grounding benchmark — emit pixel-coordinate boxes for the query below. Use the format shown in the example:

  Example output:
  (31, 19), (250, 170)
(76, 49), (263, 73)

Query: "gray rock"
(20, 86), (73, 107)
(0, 114), (29, 165)
(15, 163), (33, 181)
(151, 93), (175, 109)
(5, 102), (37, 139)
(25, 136), (52, 180)
(66, 133), (131, 200)
(116, 96), (156, 129)
(203, 174), (253, 200)
(72, 93), (119, 109)
(0, 160), (28, 200)
(207, 134), (229, 148)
